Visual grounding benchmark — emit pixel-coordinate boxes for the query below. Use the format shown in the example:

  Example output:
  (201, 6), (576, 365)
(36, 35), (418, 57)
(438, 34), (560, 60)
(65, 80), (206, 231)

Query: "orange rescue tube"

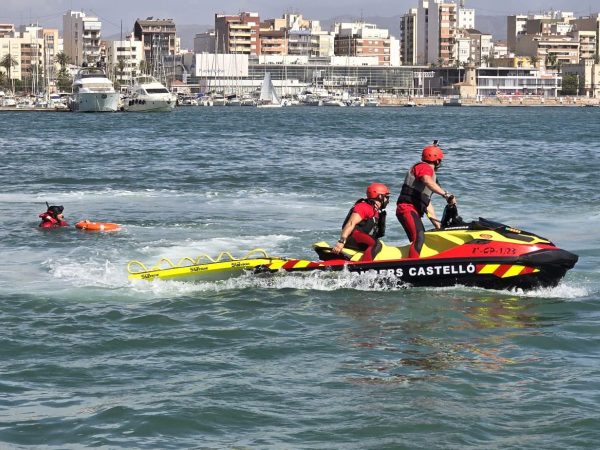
(75, 220), (121, 232)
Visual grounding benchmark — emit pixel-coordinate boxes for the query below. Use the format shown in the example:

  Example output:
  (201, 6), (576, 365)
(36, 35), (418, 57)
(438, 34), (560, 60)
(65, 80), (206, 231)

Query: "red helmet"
(366, 183), (390, 199)
(422, 145), (444, 163)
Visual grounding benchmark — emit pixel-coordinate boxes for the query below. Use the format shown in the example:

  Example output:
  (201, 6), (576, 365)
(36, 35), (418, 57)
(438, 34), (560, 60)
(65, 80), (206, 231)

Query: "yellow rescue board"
(127, 249), (290, 282)
(128, 258), (283, 282)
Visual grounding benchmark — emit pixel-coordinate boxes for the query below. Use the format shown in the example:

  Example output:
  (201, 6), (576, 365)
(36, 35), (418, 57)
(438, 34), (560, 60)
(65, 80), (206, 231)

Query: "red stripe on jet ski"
(520, 266), (535, 275)
(493, 264), (512, 277)
(283, 260), (299, 270)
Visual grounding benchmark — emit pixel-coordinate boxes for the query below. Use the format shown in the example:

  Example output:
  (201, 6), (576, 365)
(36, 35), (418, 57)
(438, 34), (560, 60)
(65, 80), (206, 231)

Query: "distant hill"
(106, 15), (507, 50)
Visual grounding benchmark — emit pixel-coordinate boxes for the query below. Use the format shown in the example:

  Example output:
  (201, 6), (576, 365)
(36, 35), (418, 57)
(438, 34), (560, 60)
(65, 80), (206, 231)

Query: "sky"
(0, 0), (597, 35)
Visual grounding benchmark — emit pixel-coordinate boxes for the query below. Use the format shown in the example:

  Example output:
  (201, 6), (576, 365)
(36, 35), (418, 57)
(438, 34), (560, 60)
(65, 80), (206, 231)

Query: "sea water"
(0, 106), (599, 449)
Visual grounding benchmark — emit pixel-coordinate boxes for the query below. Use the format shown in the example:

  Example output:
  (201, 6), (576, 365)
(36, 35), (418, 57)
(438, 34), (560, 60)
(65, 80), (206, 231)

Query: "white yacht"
(124, 76), (175, 112)
(69, 66), (119, 112)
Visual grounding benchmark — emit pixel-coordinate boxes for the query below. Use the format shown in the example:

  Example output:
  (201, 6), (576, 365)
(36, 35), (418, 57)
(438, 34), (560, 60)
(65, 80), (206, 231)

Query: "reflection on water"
(339, 294), (550, 383)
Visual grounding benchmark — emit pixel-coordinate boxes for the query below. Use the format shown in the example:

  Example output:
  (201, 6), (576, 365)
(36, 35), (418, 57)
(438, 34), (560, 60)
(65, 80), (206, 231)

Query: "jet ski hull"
(271, 248), (578, 290)
(128, 218), (578, 291)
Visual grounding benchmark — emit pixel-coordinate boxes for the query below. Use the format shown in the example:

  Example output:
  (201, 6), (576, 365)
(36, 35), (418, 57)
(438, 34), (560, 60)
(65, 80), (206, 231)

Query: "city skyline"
(0, 0), (597, 35)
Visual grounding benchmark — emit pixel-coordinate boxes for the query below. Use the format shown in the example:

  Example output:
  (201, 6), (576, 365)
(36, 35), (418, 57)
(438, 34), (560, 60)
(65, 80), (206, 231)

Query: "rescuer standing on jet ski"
(396, 142), (456, 258)
(38, 203), (68, 228)
(332, 183), (390, 261)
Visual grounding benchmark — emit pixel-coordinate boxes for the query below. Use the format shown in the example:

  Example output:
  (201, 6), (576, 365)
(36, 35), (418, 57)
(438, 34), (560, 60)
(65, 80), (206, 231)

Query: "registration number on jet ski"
(471, 246), (517, 255)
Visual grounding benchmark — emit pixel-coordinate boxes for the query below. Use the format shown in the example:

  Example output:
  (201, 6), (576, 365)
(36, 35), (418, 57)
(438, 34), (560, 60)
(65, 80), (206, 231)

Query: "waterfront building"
(0, 36), (23, 82)
(259, 26), (287, 56)
(457, 4), (475, 30)
(400, 8), (418, 65)
(476, 67), (561, 97)
(454, 28), (492, 66)
(256, 13), (334, 57)
(491, 41), (508, 60)
(431, 66), (562, 97)
(181, 52), (417, 95)
(194, 31), (216, 53)
(562, 59), (599, 98)
(0, 27), (45, 84)
(0, 24), (15, 38)
(507, 15), (528, 53)
(214, 12), (260, 55)
(63, 10), (102, 66)
(516, 34), (580, 67)
(415, 0), (463, 66)
(416, 0), (429, 65)
(491, 56), (536, 69)
(572, 14), (600, 58)
(105, 34), (144, 87)
(287, 29), (334, 57)
(333, 22), (399, 66)
(133, 17), (177, 71)
(43, 28), (60, 81)
(571, 30), (597, 61)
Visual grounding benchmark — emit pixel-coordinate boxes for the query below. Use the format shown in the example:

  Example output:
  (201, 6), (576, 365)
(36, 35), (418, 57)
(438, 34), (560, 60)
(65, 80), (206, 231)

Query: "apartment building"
(428, 1), (458, 66)
(516, 34), (580, 67)
(455, 28), (492, 66)
(259, 13), (333, 57)
(400, 8), (418, 65)
(0, 34), (24, 81)
(0, 26), (47, 82)
(0, 24), (15, 38)
(571, 30), (597, 60)
(457, 5), (475, 29)
(105, 35), (144, 86)
(572, 14), (600, 58)
(194, 31), (216, 53)
(259, 19), (287, 56)
(507, 15), (528, 53)
(134, 18), (177, 70)
(334, 22), (399, 66)
(414, 0), (461, 66)
(562, 58), (599, 97)
(43, 29), (59, 78)
(63, 10), (102, 66)
(214, 12), (260, 55)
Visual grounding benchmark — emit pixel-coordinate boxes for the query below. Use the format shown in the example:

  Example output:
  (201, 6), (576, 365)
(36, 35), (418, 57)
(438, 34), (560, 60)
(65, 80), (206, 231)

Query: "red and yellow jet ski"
(128, 206), (577, 291)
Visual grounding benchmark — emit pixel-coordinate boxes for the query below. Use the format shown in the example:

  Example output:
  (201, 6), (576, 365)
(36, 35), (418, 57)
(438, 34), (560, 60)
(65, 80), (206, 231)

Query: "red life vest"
(39, 212), (68, 228)
(342, 199), (386, 238)
(397, 162), (436, 215)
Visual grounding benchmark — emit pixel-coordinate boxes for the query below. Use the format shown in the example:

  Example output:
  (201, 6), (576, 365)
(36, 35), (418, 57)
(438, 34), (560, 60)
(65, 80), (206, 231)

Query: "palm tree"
(139, 60), (150, 75)
(117, 56), (126, 84)
(0, 53), (18, 83)
(528, 55), (540, 68)
(546, 53), (557, 69)
(53, 52), (73, 92)
(0, 70), (6, 88)
(54, 51), (70, 71)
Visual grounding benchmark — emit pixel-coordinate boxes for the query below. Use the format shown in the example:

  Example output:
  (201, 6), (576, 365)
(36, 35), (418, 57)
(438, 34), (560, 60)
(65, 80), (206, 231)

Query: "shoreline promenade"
(381, 95), (600, 107)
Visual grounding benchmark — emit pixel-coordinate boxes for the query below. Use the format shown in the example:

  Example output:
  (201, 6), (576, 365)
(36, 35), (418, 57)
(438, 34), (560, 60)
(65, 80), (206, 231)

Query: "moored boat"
(69, 66), (119, 112)
(123, 76), (175, 112)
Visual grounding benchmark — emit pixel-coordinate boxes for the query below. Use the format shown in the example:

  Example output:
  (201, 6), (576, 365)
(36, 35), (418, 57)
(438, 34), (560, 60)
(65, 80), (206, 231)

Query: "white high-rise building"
(416, 0), (429, 65)
(457, 6), (475, 29)
(63, 10), (102, 66)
